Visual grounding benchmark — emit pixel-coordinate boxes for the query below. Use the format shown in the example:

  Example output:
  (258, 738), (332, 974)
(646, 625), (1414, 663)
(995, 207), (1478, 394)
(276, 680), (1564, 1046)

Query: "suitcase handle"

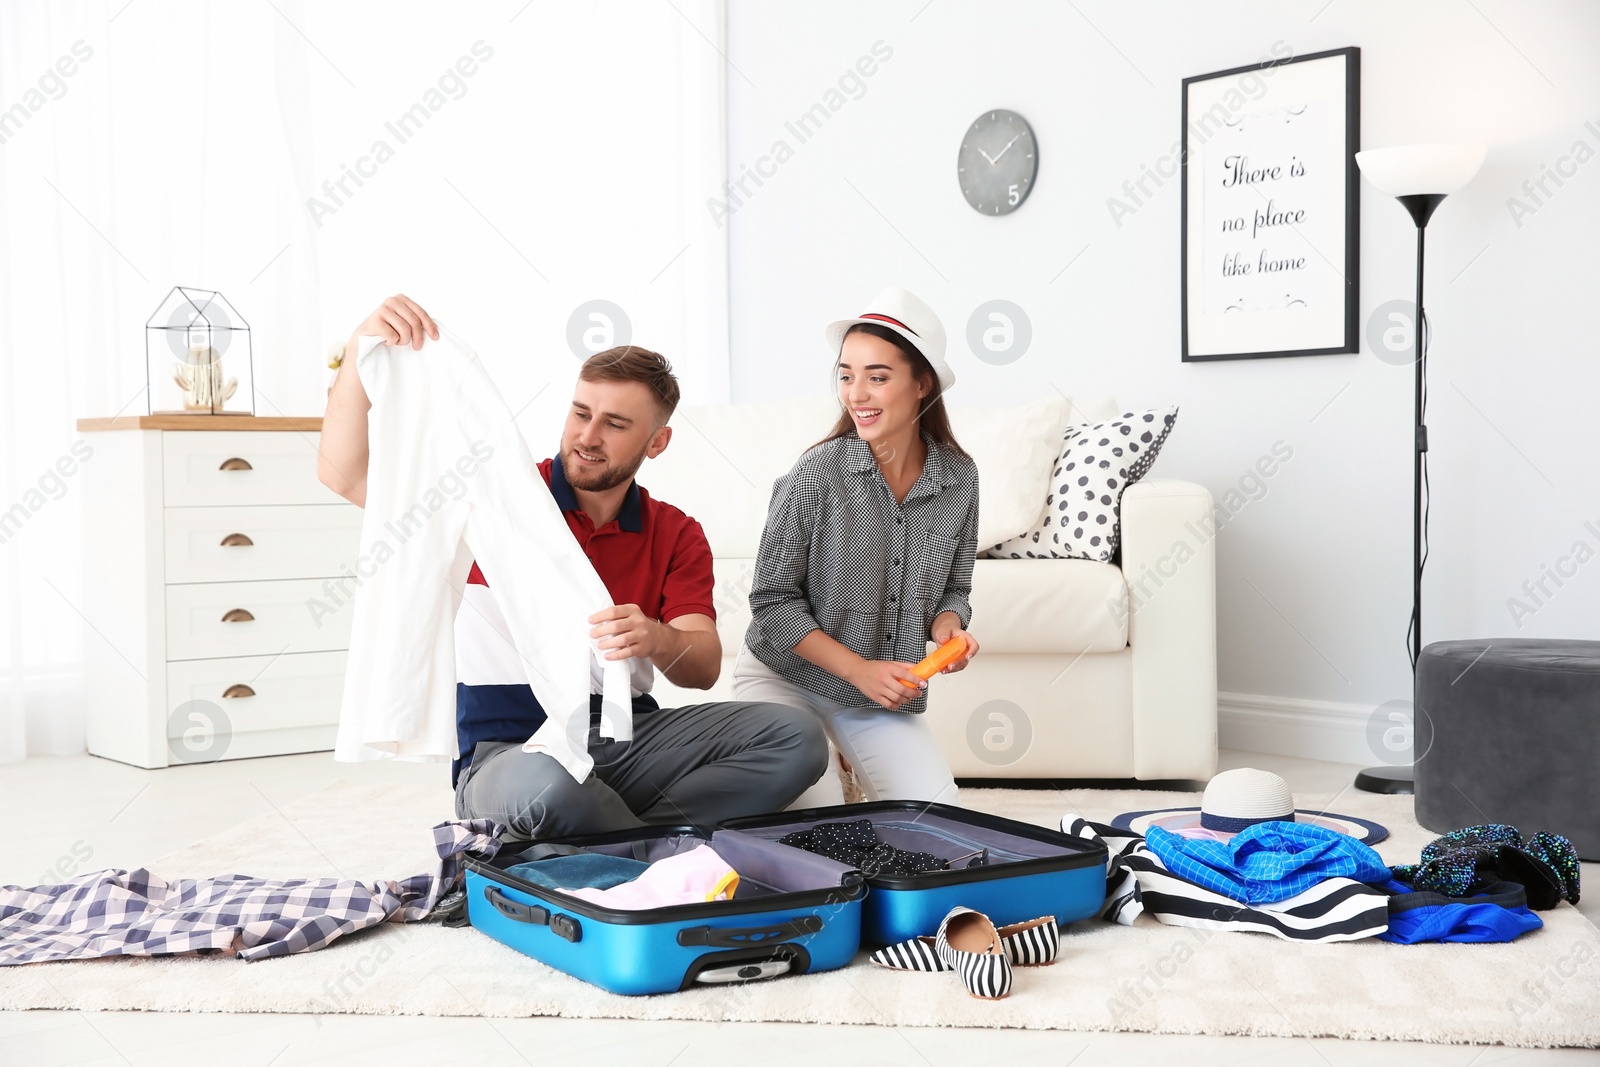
(676, 914), (822, 948)
(483, 886), (582, 943)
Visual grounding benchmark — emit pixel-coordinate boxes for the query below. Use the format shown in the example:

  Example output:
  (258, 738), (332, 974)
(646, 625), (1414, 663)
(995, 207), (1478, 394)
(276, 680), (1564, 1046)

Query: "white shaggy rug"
(3, 780), (1597, 1049)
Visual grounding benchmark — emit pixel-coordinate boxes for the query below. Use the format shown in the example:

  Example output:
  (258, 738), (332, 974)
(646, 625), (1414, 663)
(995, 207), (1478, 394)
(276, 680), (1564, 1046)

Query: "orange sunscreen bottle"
(900, 637), (968, 687)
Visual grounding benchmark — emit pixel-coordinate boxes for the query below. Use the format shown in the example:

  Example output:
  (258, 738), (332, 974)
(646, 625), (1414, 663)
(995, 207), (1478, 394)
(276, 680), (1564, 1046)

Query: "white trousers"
(334, 328), (630, 782)
(730, 646), (960, 807)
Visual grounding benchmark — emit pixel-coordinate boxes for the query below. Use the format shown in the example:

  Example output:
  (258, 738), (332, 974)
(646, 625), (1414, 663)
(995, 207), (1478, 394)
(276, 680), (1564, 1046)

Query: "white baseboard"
(1218, 691), (1379, 768)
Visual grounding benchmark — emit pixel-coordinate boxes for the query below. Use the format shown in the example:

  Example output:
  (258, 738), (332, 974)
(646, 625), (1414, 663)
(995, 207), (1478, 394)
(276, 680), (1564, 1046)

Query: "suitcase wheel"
(680, 943), (812, 989)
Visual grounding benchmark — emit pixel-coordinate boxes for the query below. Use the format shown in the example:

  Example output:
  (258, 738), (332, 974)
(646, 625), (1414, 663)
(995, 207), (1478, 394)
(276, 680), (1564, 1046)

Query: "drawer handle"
(221, 684), (256, 699)
(220, 533), (254, 547)
(220, 608), (255, 623)
(219, 457), (253, 471)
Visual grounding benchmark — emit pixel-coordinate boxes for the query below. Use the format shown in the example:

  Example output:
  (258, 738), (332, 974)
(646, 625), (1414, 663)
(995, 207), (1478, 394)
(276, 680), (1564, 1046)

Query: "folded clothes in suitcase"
(464, 825), (866, 995)
(720, 801), (1108, 946)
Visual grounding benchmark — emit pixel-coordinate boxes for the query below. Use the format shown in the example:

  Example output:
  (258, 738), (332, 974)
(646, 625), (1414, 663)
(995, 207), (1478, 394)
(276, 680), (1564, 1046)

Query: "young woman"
(732, 286), (980, 806)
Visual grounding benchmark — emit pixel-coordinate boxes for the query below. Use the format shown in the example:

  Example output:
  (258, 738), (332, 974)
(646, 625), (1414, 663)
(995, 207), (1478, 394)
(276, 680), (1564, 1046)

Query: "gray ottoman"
(1415, 639), (1600, 860)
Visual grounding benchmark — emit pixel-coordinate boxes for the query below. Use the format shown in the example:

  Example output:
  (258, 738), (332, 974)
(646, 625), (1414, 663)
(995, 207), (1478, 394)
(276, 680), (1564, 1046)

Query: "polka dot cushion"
(985, 407), (1178, 563)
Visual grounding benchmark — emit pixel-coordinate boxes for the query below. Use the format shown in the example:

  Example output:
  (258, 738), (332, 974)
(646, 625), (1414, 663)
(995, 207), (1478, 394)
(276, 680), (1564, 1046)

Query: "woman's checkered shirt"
(744, 432), (978, 712)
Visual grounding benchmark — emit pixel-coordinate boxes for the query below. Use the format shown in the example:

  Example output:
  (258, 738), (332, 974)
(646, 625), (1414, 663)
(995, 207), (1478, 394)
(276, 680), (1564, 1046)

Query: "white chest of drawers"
(79, 416), (362, 767)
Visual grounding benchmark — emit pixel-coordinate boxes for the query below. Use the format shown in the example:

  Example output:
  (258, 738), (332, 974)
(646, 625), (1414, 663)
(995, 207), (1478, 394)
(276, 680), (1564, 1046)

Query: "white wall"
(0, 0), (726, 759)
(300, 1), (730, 416)
(721, 0), (1600, 741)
(8, 0), (1597, 762)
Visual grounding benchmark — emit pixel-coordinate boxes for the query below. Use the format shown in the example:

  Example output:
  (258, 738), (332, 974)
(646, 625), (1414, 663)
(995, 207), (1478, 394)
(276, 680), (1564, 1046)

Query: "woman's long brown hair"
(814, 323), (967, 457)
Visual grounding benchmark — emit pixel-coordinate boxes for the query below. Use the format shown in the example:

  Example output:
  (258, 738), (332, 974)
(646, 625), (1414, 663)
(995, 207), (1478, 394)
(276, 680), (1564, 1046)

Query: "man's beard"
(563, 445), (647, 493)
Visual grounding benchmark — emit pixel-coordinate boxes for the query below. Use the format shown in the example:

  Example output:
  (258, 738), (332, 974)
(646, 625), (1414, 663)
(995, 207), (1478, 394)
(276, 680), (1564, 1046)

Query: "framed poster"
(1181, 47), (1359, 362)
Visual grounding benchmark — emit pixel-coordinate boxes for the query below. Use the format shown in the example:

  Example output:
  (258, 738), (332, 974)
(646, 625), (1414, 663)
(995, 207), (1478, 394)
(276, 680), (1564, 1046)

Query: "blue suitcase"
(720, 801), (1108, 946)
(464, 825), (866, 996)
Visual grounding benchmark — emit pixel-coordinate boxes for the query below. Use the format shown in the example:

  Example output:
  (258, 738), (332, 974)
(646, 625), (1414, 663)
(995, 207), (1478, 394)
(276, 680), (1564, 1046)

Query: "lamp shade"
(1355, 143), (1485, 197)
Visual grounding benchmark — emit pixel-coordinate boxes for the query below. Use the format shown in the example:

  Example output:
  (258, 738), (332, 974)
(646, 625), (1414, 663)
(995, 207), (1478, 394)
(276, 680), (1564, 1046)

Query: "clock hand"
(991, 134), (1023, 163)
(976, 147), (996, 165)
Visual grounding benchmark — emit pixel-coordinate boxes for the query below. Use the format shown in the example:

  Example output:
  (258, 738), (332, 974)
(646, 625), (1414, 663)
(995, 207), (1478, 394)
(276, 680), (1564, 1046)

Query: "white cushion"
(968, 558), (1128, 654)
(946, 396), (1075, 547)
(708, 557), (757, 653)
(701, 556), (1125, 661)
(641, 397), (838, 558)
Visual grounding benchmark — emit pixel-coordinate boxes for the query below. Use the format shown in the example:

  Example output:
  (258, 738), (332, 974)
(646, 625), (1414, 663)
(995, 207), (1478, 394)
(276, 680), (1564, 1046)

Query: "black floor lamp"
(1352, 143), (1486, 794)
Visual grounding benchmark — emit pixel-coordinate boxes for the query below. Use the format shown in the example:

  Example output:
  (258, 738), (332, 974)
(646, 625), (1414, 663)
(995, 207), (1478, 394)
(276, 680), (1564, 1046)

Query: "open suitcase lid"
(718, 800), (1109, 891)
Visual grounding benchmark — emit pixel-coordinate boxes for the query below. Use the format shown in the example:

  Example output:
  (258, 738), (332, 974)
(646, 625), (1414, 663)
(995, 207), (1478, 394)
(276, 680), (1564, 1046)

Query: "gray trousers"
(454, 699), (827, 842)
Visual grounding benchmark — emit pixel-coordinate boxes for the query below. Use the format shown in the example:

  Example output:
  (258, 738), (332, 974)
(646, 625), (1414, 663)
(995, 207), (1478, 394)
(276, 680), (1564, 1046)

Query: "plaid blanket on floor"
(0, 819), (503, 965)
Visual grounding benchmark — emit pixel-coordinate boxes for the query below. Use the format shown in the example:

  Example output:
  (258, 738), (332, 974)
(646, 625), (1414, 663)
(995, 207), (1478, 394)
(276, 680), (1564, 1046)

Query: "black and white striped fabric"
(869, 934), (947, 972)
(869, 915), (1060, 972)
(1062, 815), (1389, 944)
(745, 432), (979, 712)
(934, 906), (1013, 999)
(0, 820), (502, 965)
(998, 915), (1060, 966)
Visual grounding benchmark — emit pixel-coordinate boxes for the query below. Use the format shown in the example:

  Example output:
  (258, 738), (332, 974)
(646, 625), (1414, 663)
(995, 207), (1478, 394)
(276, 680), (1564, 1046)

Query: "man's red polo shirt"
(465, 455), (716, 622)
(453, 455), (716, 784)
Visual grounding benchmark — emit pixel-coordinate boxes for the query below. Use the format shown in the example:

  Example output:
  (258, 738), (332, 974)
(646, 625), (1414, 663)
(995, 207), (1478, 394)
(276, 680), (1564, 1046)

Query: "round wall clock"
(957, 109), (1037, 216)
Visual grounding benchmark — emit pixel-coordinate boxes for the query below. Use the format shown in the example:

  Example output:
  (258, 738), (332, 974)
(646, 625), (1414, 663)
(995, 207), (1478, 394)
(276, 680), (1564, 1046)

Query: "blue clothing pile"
(1145, 822), (1390, 905)
(1377, 877), (1542, 944)
(1141, 820), (1559, 945)
(506, 853), (648, 891)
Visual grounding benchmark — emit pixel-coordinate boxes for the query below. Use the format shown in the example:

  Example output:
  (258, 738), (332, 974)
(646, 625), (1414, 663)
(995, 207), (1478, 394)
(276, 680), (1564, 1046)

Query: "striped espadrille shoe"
(997, 915), (1060, 967)
(870, 916), (1060, 972)
(868, 935), (946, 972)
(933, 907), (1013, 1000)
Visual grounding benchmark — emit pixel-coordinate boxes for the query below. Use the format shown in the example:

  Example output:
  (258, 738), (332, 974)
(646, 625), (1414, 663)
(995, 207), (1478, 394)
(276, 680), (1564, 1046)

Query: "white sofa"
(643, 395), (1218, 782)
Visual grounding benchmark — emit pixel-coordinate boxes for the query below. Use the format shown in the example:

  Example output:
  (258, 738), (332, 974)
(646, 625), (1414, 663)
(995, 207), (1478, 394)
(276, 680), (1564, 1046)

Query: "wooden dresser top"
(77, 415), (323, 432)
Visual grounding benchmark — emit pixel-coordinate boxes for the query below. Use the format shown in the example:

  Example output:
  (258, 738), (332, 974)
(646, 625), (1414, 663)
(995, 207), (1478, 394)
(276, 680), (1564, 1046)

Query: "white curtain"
(0, 0), (729, 762)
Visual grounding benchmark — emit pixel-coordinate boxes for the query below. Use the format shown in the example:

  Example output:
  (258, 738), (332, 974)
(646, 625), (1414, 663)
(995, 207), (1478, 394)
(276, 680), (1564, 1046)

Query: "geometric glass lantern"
(144, 286), (255, 415)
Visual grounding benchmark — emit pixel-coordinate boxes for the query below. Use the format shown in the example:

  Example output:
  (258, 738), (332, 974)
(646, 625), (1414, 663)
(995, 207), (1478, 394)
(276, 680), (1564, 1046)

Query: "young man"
(318, 294), (826, 841)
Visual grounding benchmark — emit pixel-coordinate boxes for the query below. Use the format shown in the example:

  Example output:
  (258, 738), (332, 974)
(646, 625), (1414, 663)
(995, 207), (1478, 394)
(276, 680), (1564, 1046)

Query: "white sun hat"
(1111, 767), (1390, 844)
(825, 286), (954, 392)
